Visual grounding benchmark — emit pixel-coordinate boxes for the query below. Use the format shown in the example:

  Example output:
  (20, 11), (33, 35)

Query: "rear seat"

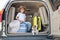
(8, 7), (15, 24)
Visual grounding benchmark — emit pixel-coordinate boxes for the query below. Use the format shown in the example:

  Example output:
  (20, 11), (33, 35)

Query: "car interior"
(6, 1), (49, 35)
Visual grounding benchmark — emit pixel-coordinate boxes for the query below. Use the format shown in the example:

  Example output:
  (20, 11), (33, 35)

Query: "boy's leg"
(24, 22), (31, 32)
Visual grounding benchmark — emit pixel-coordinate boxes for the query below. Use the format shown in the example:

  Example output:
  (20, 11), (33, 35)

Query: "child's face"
(20, 8), (25, 13)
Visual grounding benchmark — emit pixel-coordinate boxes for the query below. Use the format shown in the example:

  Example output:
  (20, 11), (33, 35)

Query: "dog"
(32, 25), (38, 35)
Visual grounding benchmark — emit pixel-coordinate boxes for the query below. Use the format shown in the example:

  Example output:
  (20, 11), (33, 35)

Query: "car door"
(46, 0), (60, 37)
(51, 9), (60, 36)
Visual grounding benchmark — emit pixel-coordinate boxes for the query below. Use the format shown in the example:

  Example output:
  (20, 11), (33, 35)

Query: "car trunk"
(5, 1), (50, 36)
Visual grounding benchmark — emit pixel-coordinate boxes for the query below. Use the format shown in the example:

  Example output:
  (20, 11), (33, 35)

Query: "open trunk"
(5, 1), (50, 36)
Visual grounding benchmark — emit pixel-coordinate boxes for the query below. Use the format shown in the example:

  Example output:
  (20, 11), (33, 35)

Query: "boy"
(16, 6), (31, 32)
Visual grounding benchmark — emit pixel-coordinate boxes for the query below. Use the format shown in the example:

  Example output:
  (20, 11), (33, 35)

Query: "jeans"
(18, 22), (31, 32)
(24, 22), (31, 32)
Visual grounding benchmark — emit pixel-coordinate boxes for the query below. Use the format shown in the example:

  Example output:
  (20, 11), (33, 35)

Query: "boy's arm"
(16, 16), (18, 20)
(16, 16), (20, 22)
(16, 13), (20, 21)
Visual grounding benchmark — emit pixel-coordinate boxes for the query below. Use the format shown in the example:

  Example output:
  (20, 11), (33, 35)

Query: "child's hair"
(18, 6), (26, 13)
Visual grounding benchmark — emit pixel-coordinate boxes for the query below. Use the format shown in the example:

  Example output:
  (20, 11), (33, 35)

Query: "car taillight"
(0, 10), (3, 31)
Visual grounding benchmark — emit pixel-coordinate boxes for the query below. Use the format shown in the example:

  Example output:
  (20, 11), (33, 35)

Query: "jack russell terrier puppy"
(32, 25), (38, 35)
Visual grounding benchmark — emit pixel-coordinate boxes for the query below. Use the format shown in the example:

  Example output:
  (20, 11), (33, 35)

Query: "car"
(0, 0), (60, 40)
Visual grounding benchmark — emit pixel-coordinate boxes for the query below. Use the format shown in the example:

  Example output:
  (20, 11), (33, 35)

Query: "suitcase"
(33, 16), (37, 26)
(37, 16), (41, 31)
(8, 20), (28, 33)
(33, 16), (42, 31)
(17, 23), (27, 32)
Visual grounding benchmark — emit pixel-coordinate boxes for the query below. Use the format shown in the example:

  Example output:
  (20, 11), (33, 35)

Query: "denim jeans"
(24, 22), (31, 32)
(18, 22), (31, 32)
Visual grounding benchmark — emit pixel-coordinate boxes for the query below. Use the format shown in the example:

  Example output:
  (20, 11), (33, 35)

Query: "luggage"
(17, 23), (27, 32)
(8, 20), (20, 33)
(33, 16), (37, 26)
(33, 16), (42, 31)
(8, 20), (28, 33)
(37, 16), (41, 31)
